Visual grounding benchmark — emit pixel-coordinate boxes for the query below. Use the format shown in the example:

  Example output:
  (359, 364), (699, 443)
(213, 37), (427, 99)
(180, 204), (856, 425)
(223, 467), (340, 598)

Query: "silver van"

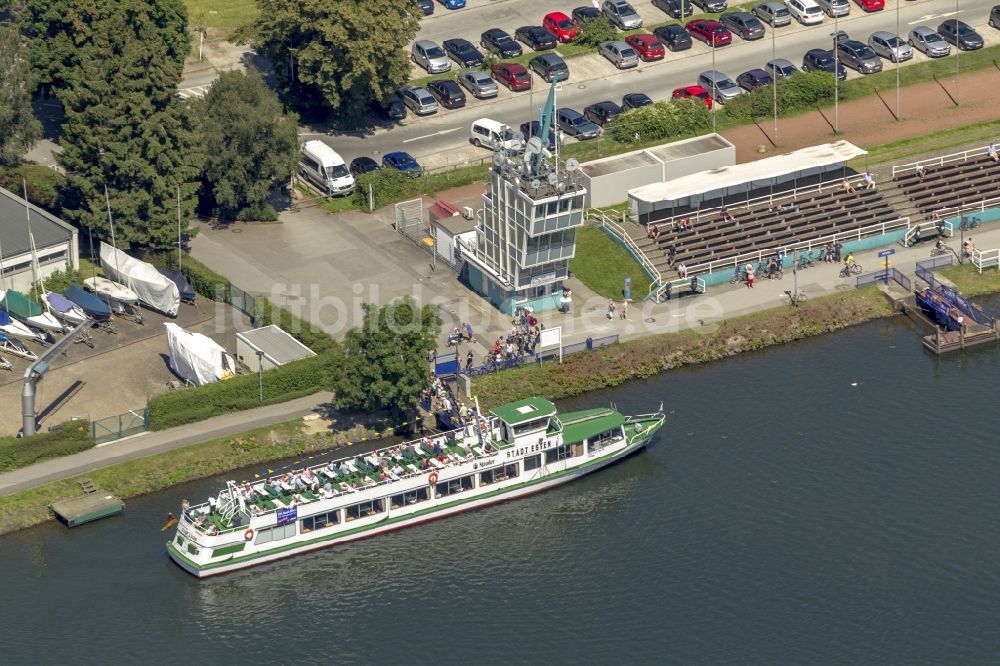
(298, 140), (355, 196)
(470, 119), (525, 152)
(697, 70), (742, 104)
(411, 40), (452, 74)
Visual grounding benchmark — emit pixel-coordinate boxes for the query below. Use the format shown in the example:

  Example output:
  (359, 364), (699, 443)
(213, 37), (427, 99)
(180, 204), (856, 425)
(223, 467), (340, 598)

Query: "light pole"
(711, 39), (717, 133)
(256, 350), (265, 402)
(771, 22), (778, 139)
(832, 18), (839, 133)
(954, 0), (960, 103)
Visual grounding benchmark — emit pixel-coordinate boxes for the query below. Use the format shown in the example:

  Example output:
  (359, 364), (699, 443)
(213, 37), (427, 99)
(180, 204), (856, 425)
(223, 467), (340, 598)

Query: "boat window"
(254, 523), (296, 545)
(545, 444), (573, 464)
(435, 474), (475, 497)
(480, 463), (519, 486)
(512, 417), (549, 437)
(391, 488), (429, 509)
(301, 509), (340, 534)
(346, 499), (384, 521)
(588, 428), (622, 454)
(524, 454), (541, 471)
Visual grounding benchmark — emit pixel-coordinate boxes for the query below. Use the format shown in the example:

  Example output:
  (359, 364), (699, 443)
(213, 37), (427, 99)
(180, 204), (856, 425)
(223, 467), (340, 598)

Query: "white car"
(786, 0), (824, 24)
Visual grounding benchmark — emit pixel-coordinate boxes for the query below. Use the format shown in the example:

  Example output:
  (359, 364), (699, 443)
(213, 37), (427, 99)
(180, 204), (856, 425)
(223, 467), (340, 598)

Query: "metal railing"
(972, 248), (1000, 273)
(460, 334), (619, 377)
(933, 195), (1000, 220)
(892, 144), (994, 178)
(915, 255), (954, 287)
(91, 408), (149, 444)
(586, 210), (663, 299)
(656, 276), (706, 302)
(855, 270), (890, 287)
(892, 268), (911, 291)
(685, 217), (911, 277)
(902, 220), (954, 246)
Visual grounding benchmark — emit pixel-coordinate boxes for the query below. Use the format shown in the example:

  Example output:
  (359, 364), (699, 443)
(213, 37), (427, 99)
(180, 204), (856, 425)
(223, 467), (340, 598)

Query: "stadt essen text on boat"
(166, 397), (666, 577)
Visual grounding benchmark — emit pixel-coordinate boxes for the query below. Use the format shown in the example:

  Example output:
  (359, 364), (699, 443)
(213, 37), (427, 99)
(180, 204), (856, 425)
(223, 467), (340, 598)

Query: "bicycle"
(959, 216), (981, 231)
(729, 267), (745, 284)
(930, 245), (950, 257)
(786, 289), (807, 306)
(796, 255), (816, 270)
(839, 263), (863, 277)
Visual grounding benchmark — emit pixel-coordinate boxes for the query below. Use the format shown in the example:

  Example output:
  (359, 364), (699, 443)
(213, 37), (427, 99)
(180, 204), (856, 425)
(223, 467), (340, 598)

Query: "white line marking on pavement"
(402, 127), (461, 143)
(909, 11), (960, 24)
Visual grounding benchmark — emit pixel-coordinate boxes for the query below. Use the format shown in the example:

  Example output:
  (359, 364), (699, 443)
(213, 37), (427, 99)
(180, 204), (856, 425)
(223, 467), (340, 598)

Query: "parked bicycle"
(796, 254), (817, 270)
(786, 289), (807, 306)
(729, 266), (746, 284)
(959, 216), (981, 231)
(839, 263), (863, 277)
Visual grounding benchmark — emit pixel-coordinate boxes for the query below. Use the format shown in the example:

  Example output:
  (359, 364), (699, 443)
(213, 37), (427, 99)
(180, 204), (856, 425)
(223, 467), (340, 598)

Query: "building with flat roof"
(0, 186), (79, 293)
(236, 325), (316, 372)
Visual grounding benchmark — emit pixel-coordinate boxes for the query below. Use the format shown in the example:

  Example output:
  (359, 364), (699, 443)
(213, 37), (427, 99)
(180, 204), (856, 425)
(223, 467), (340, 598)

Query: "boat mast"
(22, 179), (43, 304)
(104, 185), (123, 279)
(176, 184), (183, 271)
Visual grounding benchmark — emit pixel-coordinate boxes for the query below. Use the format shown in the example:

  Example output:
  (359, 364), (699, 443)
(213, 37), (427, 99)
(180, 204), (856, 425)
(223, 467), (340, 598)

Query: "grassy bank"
(936, 263), (1000, 296)
(571, 226), (653, 299)
(473, 287), (895, 407)
(0, 418), (382, 536)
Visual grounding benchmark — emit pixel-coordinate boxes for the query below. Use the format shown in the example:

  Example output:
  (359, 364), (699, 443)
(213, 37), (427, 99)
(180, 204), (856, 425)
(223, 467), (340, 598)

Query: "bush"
(723, 72), (836, 122)
(148, 353), (336, 430)
(235, 203), (279, 222)
(0, 420), (94, 472)
(33, 267), (85, 293)
(573, 18), (619, 48)
(606, 98), (711, 144)
(353, 168), (420, 210)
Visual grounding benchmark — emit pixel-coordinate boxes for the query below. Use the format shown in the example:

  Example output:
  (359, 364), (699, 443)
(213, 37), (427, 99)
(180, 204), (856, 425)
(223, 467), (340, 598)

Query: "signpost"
(879, 248), (895, 281)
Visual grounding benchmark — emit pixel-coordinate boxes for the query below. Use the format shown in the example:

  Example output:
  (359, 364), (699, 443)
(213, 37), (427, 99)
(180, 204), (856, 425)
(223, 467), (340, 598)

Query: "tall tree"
(332, 298), (440, 419)
(0, 25), (42, 165)
(20, 0), (189, 97)
(237, 0), (419, 120)
(198, 70), (300, 220)
(52, 5), (202, 249)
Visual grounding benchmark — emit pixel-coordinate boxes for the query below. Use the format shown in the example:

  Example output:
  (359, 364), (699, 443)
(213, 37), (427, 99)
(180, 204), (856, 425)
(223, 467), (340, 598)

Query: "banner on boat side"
(277, 506), (298, 526)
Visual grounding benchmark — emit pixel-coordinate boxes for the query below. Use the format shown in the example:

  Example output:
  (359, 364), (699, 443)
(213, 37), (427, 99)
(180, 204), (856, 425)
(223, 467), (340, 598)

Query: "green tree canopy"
(20, 0), (189, 96)
(332, 297), (441, 418)
(606, 98), (711, 144)
(238, 0), (419, 120)
(573, 18), (619, 48)
(0, 25), (42, 165)
(198, 70), (300, 221)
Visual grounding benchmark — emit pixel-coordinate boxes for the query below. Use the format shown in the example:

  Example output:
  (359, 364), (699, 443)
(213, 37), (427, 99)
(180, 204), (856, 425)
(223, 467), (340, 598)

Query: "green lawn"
(570, 225), (653, 300)
(937, 263), (1000, 297)
(184, 0), (257, 34)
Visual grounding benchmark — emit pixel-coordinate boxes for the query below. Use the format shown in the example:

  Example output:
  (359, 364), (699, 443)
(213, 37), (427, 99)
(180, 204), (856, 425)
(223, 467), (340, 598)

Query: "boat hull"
(167, 420), (662, 578)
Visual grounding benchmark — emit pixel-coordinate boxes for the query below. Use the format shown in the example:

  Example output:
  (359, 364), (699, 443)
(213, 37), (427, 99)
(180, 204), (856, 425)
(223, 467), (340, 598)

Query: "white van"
(298, 140), (355, 196)
(786, 0), (824, 24)
(470, 119), (524, 152)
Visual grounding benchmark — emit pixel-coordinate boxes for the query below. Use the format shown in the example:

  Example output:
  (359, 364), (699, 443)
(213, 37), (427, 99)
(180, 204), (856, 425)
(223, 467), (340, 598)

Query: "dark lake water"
(3, 299), (1000, 664)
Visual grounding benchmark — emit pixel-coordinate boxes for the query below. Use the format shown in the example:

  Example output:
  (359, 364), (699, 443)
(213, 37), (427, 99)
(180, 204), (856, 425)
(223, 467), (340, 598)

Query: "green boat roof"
(3, 290), (42, 318)
(490, 397), (557, 425)
(555, 408), (625, 445)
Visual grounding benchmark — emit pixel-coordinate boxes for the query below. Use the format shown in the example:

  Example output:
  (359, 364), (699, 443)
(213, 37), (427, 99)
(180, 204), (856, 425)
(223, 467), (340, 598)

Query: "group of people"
(606, 298), (629, 320)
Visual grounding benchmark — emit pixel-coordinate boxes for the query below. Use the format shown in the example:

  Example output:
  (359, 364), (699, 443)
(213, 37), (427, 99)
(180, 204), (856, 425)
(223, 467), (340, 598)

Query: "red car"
(672, 85), (713, 109)
(491, 63), (532, 91)
(543, 11), (578, 43)
(625, 34), (666, 61)
(685, 20), (732, 47)
(855, 0), (884, 10)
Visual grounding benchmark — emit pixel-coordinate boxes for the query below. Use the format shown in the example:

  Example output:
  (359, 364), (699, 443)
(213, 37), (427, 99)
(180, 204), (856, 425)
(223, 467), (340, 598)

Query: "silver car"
(602, 0), (643, 29)
(697, 70), (742, 104)
(908, 26), (951, 58)
(868, 31), (912, 63)
(458, 69), (498, 99)
(753, 2), (792, 26)
(411, 40), (451, 74)
(765, 58), (799, 80)
(815, 0), (850, 18)
(397, 86), (439, 115)
(599, 41), (639, 69)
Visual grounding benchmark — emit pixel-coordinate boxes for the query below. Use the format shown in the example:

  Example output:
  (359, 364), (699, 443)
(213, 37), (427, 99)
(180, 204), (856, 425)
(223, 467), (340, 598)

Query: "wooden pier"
(51, 479), (124, 528)
(922, 324), (1000, 355)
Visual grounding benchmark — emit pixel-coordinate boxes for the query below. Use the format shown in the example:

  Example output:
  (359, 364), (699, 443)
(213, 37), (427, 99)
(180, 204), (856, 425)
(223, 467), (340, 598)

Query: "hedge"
(0, 420), (94, 472)
(723, 71), (836, 122)
(147, 352), (337, 430)
(606, 98), (711, 144)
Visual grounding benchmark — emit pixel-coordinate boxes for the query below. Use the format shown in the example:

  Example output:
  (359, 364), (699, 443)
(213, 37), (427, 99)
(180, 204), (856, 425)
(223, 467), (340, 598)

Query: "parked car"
(867, 31), (912, 62)
(622, 92), (654, 110)
(543, 12), (579, 42)
(584, 101), (623, 126)
(349, 157), (380, 177)
(692, 0), (728, 12)
(625, 34), (666, 61)
(411, 40), (451, 74)
(736, 68), (773, 91)
(991, 5), (1000, 30)
(529, 53), (569, 82)
(697, 70), (742, 104)
(938, 20), (984, 50)
(458, 69), (498, 98)
(672, 85), (713, 109)
(686, 20), (732, 47)
(908, 26), (951, 58)
(557, 107), (600, 139)
(786, 0), (824, 24)
(837, 40), (882, 74)
(520, 121), (557, 149)
(653, 24), (693, 51)
(427, 79), (467, 109)
(572, 6), (605, 23)
(854, 0), (883, 11)
(831, 29), (850, 45)
(515, 25), (558, 51)
(397, 86), (439, 115)
(602, 0), (643, 29)
(765, 58), (799, 80)
(416, 0), (434, 16)
(491, 62), (532, 91)
(377, 94), (407, 120)
(440, 0), (465, 7)
(720, 12), (765, 40)
(480, 28), (523, 58)
(443, 38), (485, 67)
(753, 2), (792, 26)
(652, 0), (693, 19)
(598, 40), (640, 68)
(382, 151), (421, 175)
(801, 48), (846, 79)
(471, 119), (524, 151)
(815, 0), (850, 18)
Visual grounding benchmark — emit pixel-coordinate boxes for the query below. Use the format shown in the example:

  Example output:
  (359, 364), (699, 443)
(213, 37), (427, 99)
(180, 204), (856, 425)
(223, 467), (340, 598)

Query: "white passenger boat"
(167, 397), (666, 578)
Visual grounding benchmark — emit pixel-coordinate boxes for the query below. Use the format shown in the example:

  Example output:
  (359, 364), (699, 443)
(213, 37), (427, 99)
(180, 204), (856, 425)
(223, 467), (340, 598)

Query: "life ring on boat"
(428, 472), (439, 485)
(244, 528), (254, 541)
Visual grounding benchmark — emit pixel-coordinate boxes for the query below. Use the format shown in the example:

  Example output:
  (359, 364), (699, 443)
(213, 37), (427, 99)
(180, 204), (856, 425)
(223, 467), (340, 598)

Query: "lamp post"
(832, 19), (840, 133)
(772, 22), (778, 139)
(895, 0), (901, 119)
(954, 0), (960, 103)
(256, 350), (265, 402)
(711, 39), (717, 134)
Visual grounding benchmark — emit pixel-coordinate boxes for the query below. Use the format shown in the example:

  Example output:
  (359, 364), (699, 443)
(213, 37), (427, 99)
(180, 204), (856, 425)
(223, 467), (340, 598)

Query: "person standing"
(607, 299), (616, 320)
(620, 299), (628, 320)
(745, 263), (754, 289)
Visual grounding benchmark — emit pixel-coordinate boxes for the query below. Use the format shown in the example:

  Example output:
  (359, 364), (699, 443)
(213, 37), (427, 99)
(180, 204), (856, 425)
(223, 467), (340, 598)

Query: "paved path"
(0, 392), (333, 497)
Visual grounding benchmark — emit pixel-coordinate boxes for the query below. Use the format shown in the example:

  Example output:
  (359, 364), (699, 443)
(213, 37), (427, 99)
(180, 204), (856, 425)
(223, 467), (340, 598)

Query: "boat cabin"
(490, 397), (558, 446)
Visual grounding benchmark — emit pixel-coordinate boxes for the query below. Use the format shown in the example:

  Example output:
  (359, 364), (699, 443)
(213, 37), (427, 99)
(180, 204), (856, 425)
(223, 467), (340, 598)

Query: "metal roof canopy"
(629, 141), (867, 203)
(236, 325), (316, 366)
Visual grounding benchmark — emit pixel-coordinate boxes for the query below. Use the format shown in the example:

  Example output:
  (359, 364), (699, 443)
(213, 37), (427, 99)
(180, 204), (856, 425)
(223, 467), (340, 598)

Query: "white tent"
(100, 242), (180, 316)
(164, 323), (236, 386)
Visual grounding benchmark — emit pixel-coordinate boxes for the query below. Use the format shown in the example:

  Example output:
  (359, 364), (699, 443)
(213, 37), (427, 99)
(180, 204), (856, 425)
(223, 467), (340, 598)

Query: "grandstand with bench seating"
(892, 145), (1000, 219)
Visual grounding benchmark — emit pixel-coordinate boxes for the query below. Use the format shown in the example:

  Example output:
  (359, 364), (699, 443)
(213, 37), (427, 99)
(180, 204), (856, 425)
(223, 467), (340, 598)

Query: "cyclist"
(963, 238), (974, 258)
(844, 253), (855, 270)
(935, 237), (948, 253)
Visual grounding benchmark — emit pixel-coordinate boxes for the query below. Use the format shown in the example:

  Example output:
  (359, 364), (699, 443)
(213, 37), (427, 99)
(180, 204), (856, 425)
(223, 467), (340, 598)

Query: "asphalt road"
(301, 0), (999, 169)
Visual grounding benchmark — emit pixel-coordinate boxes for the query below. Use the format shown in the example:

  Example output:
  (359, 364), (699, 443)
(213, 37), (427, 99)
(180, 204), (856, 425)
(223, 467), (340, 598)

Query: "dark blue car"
(520, 121), (556, 149)
(417, 0), (434, 16)
(382, 151), (422, 175)
(439, 0), (466, 8)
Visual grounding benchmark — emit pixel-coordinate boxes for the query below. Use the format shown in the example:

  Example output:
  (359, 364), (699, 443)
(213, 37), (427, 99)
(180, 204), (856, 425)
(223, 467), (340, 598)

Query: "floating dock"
(51, 479), (124, 527)
(922, 325), (1000, 355)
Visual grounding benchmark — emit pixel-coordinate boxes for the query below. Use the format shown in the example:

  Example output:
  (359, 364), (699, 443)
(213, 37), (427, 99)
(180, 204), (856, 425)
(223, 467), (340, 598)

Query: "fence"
(586, 210), (663, 299)
(892, 268), (911, 291)
(228, 283), (257, 319)
(460, 334), (619, 377)
(972, 248), (1000, 273)
(91, 408), (149, 444)
(933, 196), (1000, 221)
(915, 255), (954, 287)
(855, 270), (890, 288)
(892, 144), (993, 178)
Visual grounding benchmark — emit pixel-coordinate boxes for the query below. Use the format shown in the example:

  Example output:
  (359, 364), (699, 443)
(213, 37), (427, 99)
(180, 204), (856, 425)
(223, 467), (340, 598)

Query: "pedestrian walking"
(745, 263), (754, 289)
(620, 299), (628, 320)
